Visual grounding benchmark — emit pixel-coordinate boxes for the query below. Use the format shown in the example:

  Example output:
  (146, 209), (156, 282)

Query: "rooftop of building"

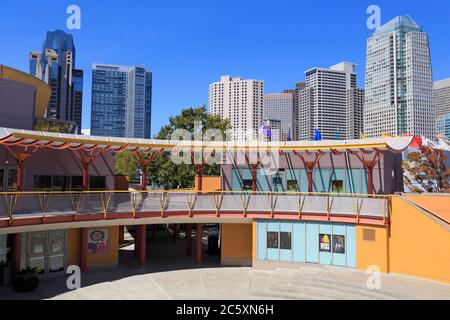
(373, 15), (422, 36)
(434, 78), (450, 90)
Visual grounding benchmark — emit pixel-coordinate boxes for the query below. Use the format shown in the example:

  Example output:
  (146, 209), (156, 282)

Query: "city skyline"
(1, 1), (450, 136)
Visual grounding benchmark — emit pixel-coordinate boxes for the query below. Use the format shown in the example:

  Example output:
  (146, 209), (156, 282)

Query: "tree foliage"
(115, 106), (231, 190)
(114, 150), (139, 181)
(149, 106), (231, 189)
(402, 145), (450, 193)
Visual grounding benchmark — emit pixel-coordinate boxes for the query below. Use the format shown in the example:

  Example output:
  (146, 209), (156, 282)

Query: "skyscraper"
(282, 82), (305, 140)
(434, 78), (450, 138)
(29, 30), (83, 133)
(364, 16), (434, 138)
(209, 76), (264, 141)
(263, 93), (294, 141)
(297, 62), (363, 141)
(91, 64), (152, 139)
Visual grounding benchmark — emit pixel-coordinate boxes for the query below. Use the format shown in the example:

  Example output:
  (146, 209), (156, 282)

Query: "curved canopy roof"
(0, 127), (414, 154)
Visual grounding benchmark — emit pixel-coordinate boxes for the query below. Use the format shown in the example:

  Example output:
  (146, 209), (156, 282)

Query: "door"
(46, 230), (66, 278)
(26, 231), (67, 279)
(27, 232), (47, 278)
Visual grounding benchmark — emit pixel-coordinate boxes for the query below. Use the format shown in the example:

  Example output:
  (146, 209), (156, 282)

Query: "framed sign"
(332, 235), (345, 254)
(87, 229), (109, 255)
(319, 233), (331, 252)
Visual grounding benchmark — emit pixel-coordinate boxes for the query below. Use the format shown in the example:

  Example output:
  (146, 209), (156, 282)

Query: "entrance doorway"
(23, 230), (67, 279)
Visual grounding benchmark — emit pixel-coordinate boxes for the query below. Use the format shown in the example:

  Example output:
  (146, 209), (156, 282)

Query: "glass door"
(46, 230), (66, 278)
(27, 232), (47, 277)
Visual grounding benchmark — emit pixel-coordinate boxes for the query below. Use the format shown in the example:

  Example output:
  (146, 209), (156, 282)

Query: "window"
(242, 179), (253, 191)
(267, 232), (279, 249)
(71, 176), (83, 191)
(33, 175), (52, 191)
(89, 176), (107, 190)
(52, 176), (70, 191)
(280, 232), (291, 250)
(287, 180), (299, 191)
(331, 180), (343, 193)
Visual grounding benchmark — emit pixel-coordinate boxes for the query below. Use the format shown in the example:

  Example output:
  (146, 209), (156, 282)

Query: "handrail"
(0, 189), (391, 198)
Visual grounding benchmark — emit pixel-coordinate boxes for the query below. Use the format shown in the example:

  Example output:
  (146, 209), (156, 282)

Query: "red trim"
(0, 211), (388, 229)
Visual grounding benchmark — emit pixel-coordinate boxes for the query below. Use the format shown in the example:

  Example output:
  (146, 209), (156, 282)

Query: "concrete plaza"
(0, 231), (448, 300)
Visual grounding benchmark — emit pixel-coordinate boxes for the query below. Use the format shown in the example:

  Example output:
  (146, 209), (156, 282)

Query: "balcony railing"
(0, 191), (389, 224)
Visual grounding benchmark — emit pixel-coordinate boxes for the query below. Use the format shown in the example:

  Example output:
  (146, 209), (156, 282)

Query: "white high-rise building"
(364, 16), (434, 138)
(263, 93), (294, 140)
(209, 75), (264, 141)
(297, 62), (360, 140)
(434, 78), (450, 117)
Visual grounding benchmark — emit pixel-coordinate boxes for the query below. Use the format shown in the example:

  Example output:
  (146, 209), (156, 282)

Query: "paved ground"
(0, 226), (449, 300)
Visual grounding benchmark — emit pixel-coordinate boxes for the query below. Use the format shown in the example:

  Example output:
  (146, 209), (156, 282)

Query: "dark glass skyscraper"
(29, 30), (83, 133)
(91, 64), (152, 138)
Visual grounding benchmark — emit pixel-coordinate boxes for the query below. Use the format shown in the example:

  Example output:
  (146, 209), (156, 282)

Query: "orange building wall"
(67, 229), (81, 266)
(356, 225), (389, 272)
(221, 223), (252, 266)
(389, 196), (450, 284)
(195, 176), (221, 192)
(66, 226), (119, 269)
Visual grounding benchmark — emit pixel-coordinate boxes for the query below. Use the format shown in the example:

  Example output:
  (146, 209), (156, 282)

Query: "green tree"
(148, 106), (231, 189)
(114, 150), (139, 181)
(402, 145), (450, 193)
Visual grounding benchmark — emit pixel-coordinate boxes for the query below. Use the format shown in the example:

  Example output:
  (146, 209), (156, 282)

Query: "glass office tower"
(29, 30), (83, 133)
(91, 64), (152, 138)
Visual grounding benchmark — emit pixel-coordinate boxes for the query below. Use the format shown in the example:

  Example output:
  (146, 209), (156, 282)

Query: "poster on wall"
(319, 234), (331, 252)
(280, 232), (292, 250)
(87, 229), (109, 255)
(332, 235), (345, 254)
(266, 232), (279, 249)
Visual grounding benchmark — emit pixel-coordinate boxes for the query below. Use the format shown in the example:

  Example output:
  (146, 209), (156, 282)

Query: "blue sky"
(1, 0), (449, 135)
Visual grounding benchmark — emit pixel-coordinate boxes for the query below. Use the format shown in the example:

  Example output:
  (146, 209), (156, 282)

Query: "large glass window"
(89, 176), (106, 190)
(52, 176), (70, 191)
(71, 176), (83, 191)
(33, 175), (52, 191)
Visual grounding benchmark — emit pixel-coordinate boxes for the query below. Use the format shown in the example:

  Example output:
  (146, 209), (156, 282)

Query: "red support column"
(82, 163), (89, 191)
(251, 164), (258, 193)
(80, 228), (87, 272)
(119, 226), (125, 245)
(141, 164), (148, 191)
(137, 225), (147, 266)
(307, 166), (313, 193)
(294, 152), (322, 194)
(186, 224), (192, 256)
(16, 162), (24, 192)
(367, 167), (374, 195)
(196, 163), (205, 193)
(11, 233), (21, 275)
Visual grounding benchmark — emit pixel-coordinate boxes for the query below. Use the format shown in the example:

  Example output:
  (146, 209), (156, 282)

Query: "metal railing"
(0, 190), (389, 223)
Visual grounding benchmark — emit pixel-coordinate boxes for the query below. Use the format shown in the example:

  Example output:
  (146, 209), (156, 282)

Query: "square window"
(267, 232), (279, 249)
(280, 232), (291, 250)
